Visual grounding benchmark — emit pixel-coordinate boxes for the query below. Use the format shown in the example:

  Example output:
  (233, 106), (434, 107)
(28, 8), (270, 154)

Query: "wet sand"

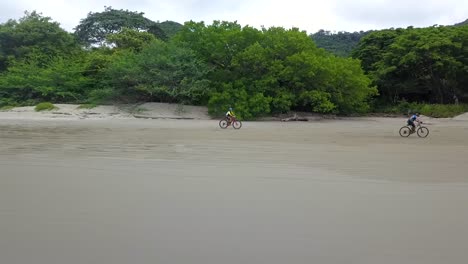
(1, 117), (468, 264)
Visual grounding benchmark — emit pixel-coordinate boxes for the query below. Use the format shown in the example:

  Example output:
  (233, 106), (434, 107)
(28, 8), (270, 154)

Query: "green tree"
(174, 21), (262, 72)
(352, 28), (403, 73)
(74, 7), (166, 47)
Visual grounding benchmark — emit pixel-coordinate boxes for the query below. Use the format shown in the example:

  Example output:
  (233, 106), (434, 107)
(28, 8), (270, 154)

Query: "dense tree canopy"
(175, 21), (375, 118)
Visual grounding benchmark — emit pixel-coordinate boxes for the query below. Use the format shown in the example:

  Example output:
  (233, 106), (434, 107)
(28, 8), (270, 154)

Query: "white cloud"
(0, 0), (466, 33)
(333, 0), (468, 30)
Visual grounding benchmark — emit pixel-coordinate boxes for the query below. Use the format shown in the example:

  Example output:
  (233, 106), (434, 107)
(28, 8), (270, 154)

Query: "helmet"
(415, 113), (420, 116)
(229, 107), (233, 111)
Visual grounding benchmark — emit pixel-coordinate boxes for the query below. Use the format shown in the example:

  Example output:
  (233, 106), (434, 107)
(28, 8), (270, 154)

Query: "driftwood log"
(281, 113), (308, 122)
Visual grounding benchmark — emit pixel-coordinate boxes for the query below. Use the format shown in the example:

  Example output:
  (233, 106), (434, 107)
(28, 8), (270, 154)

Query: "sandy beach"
(1, 105), (468, 264)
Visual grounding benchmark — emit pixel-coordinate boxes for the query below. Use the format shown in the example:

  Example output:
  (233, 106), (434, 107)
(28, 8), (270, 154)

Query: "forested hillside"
(455, 19), (468, 26)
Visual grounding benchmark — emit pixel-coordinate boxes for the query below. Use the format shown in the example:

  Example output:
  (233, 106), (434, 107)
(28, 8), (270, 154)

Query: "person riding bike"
(407, 113), (422, 132)
(226, 107), (235, 124)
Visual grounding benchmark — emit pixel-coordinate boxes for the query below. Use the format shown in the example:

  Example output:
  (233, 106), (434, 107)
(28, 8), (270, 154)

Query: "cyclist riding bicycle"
(407, 113), (422, 132)
(226, 107), (235, 123)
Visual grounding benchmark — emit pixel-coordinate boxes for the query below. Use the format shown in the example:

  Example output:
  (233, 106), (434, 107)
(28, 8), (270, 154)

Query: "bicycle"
(399, 122), (429, 138)
(219, 116), (242, 129)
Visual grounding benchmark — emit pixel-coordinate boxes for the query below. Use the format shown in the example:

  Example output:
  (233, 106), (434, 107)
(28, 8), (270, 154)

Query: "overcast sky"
(0, 0), (466, 33)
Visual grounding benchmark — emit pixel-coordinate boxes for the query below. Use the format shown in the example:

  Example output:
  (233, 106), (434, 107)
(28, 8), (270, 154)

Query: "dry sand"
(0, 103), (210, 120)
(1, 111), (468, 264)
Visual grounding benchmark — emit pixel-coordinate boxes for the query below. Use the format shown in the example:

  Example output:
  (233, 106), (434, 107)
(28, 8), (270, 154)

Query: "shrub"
(298, 90), (336, 113)
(35, 102), (57, 112)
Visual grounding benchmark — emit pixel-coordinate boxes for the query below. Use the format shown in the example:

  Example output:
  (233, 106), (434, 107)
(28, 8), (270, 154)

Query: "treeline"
(352, 26), (468, 105)
(0, 8), (375, 119)
(0, 8), (467, 119)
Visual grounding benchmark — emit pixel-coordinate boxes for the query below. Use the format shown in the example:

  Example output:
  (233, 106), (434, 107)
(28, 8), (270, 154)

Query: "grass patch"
(35, 102), (58, 112)
(78, 103), (98, 109)
(0, 105), (16, 111)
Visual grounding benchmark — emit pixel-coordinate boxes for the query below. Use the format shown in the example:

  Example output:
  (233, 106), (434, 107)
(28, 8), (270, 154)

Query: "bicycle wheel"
(232, 120), (242, 129)
(417, 126), (429, 138)
(219, 119), (228, 129)
(399, 126), (411, 137)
